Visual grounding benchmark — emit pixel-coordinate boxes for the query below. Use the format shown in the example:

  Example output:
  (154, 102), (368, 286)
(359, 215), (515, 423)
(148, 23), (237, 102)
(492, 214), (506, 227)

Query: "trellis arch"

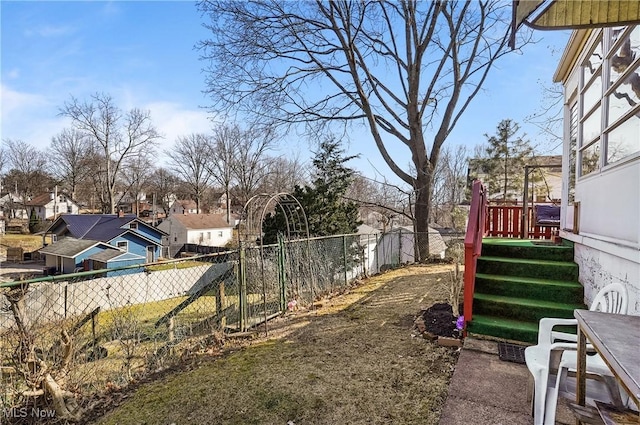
(239, 193), (312, 335)
(240, 192), (310, 244)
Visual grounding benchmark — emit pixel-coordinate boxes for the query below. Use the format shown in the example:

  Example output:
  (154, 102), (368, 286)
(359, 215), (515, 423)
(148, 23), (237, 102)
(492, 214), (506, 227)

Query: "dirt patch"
(422, 302), (462, 339)
(87, 265), (459, 425)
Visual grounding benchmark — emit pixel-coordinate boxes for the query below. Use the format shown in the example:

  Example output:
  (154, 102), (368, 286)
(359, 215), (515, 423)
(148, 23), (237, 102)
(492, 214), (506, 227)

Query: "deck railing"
(486, 204), (559, 239)
(463, 180), (487, 330)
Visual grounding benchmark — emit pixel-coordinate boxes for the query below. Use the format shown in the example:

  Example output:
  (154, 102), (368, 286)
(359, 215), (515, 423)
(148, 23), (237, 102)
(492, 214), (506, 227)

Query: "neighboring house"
(40, 213), (166, 275)
(467, 155), (563, 202)
(157, 213), (234, 257)
(209, 192), (244, 216)
(0, 192), (27, 219)
(513, 4), (640, 314)
(25, 191), (80, 221)
(169, 199), (199, 215)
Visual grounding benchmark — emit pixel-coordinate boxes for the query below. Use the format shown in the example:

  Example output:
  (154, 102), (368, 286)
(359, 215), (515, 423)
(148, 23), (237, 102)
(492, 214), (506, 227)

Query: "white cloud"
(0, 84), (66, 150)
(1, 84), (49, 117)
(6, 68), (20, 79)
(25, 24), (74, 38)
(144, 101), (213, 146)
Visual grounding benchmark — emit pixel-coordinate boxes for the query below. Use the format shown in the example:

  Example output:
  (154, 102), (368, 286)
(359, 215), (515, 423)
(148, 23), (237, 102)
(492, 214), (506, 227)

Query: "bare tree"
(431, 144), (468, 227)
(3, 139), (51, 212)
(0, 144), (6, 177)
(230, 126), (275, 205)
(197, 0), (522, 259)
(48, 128), (95, 200)
(262, 154), (308, 194)
(148, 168), (179, 216)
(167, 134), (214, 214)
(121, 153), (155, 216)
(59, 93), (161, 214)
(207, 124), (241, 223)
(345, 175), (415, 232)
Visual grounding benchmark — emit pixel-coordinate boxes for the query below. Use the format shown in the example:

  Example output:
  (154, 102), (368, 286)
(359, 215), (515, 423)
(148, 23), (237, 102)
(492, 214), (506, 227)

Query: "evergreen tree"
(262, 139), (361, 243)
(480, 119), (533, 201)
(28, 208), (41, 234)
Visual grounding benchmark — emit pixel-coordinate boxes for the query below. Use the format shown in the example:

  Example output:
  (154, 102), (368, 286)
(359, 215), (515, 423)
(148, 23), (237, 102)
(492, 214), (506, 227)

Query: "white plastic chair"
(543, 283), (628, 425)
(524, 282), (629, 425)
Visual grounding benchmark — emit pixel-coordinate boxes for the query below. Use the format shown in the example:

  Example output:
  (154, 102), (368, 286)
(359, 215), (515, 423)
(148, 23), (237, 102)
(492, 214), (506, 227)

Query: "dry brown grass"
(92, 265), (459, 425)
(0, 234), (44, 251)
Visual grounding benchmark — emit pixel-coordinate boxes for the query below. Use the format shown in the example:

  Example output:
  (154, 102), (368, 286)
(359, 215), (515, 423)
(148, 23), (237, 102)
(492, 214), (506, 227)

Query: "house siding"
(186, 228), (232, 247)
(557, 26), (640, 317)
(111, 233), (160, 260)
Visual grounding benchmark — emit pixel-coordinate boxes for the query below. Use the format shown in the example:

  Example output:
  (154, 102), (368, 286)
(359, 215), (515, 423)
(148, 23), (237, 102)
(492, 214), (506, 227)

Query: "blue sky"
(1, 1), (570, 185)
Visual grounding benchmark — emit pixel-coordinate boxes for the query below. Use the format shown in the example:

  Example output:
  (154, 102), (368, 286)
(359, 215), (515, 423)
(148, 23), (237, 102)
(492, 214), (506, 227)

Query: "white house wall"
(575, 160), (639, 245)
(186, 228), (232, 247)
(575, 243), (640, 315)
(558, 27), (640, 316)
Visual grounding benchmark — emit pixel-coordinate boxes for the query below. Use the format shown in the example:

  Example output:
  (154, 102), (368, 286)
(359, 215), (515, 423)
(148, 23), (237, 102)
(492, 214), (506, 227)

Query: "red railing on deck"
(463, 180), (487, 332)
(485, 205), (558, 239)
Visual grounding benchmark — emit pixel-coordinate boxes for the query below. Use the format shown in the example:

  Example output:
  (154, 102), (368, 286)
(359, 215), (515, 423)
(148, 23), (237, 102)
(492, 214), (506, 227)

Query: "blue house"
(40, 213), (166, 275)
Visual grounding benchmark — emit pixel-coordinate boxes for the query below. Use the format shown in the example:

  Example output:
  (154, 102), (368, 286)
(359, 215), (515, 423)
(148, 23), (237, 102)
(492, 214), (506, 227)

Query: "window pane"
(583, 73), (602, 112)
(569, 102), (578, 203)
(606, 113), (640, 164)
(583, 39), (603, 81)
(607, 63), (640, 125)
(580, 142), (600, 176)
(610, 27), (640, 84)
(581, 106), (601, 145)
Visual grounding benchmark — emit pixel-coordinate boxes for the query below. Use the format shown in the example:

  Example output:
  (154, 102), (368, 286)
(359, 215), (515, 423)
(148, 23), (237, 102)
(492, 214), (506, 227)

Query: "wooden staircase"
(467, 238), (586, 344)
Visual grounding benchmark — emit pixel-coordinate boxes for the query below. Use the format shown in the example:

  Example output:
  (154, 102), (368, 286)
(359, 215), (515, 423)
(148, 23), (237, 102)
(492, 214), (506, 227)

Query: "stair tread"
(474, 292), (585, 310)
(482, 238), (572, 249)
(478, 256), (577, 266)
(470, 314), (539, 331)
(475, 273), (581, 287)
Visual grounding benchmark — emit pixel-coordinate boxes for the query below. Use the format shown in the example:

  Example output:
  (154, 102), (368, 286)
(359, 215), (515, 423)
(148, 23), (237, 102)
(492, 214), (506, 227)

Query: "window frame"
(577, 26), (640, 179)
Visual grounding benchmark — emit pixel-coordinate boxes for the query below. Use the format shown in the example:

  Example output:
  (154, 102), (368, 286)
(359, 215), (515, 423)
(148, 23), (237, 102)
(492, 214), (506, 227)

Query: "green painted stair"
(467, 238), (586, 344)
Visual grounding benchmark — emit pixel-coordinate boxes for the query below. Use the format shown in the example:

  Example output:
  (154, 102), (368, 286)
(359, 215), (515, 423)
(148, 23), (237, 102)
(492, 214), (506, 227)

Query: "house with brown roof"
(157, 213), (235, 256)
(169, 199), (199, 215)
(25, 191), (80, 221)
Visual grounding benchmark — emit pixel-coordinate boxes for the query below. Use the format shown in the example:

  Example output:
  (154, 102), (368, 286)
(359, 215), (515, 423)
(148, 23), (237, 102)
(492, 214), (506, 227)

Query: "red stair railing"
(463, 180), (487, 333)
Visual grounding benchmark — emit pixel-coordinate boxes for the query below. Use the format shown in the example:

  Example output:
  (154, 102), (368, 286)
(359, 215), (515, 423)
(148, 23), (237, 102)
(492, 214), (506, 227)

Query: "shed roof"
(88, 248), (125, 262)
(39, 238), (102, 258)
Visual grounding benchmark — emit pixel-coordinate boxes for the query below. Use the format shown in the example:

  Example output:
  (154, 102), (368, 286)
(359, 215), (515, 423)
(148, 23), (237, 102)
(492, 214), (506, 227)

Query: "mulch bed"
(414, 302), (462, 342)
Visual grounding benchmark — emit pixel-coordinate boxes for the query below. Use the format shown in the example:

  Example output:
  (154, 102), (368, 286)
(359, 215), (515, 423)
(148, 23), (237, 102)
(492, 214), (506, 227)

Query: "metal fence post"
(398, 228), (402, 266)
(278, 235), (286, 312)
(216, 280), (226, 329)
(239, 244), (247, 331)
(343, 235), (348, 287)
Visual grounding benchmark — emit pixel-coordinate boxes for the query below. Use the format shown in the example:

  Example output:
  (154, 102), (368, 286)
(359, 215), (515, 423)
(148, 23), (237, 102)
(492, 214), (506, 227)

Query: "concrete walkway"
(439, 338), (573, 425)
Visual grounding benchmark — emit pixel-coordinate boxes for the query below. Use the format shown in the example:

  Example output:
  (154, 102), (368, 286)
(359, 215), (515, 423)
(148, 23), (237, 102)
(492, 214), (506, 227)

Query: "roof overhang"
(511, 0), (640, 48)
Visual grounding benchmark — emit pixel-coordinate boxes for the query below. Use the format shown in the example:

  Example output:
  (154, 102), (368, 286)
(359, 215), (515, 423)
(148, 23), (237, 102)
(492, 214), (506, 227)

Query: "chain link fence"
(0, 231), (457, 419)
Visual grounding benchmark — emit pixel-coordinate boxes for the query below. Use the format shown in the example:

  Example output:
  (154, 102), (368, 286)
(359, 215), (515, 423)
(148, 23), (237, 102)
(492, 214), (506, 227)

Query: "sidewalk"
(439, 338), (573, 425)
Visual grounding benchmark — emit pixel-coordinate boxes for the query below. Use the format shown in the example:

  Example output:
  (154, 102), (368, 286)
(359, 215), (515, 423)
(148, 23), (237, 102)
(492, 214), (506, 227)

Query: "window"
(217, 231), (223, 237)
(129, 222), (138, 230)
(568, 101), (578, 203)
(116, 241), (128, 251)
(207, 232), (211, 240)
(578, 26), (640, 177)
(67, 205), (72, 213)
